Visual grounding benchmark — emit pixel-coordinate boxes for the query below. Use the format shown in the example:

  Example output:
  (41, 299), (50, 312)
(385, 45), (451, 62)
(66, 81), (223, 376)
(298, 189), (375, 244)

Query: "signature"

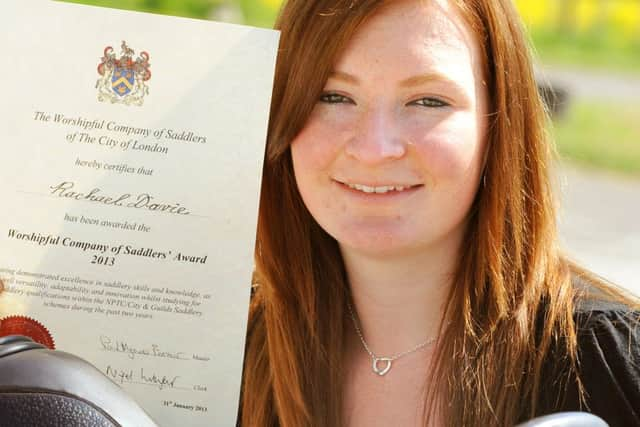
(49, 181), (190, 215)
(100, 335), (189, 361)
(105, 365), (180, 390)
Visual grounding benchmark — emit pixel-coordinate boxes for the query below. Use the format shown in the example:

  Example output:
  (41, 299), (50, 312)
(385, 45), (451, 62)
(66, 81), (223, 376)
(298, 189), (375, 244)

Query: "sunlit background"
(60, 0), (640, 293)
(60, 0), (640, 175)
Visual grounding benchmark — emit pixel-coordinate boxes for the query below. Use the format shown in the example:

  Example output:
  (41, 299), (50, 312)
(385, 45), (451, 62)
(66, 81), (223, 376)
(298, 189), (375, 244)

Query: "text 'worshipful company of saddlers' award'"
(0, 2), (279, 426)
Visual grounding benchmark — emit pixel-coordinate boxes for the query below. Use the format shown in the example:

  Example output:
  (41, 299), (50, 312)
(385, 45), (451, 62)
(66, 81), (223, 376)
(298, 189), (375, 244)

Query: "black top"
(239, 290), (640, 426)
(533, 296), (640, 427)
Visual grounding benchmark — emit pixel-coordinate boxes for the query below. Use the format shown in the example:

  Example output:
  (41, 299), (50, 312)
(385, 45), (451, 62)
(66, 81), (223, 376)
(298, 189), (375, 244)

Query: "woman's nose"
(344, 108), (406, 165)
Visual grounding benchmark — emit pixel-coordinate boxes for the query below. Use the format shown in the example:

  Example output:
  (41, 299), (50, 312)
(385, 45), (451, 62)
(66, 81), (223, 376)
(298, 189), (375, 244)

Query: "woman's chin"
(334, 228), (425, 260)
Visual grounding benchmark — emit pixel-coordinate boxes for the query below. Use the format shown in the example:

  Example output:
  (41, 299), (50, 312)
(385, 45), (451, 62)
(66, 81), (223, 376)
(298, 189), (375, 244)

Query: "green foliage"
(60, 0), (220, 19)
(238, 0), (280, 28)
(531, 29), (640, 73)
(59, 0), (281, 25)
(553, 101), (640, 175)
(515, 0), (640, 72)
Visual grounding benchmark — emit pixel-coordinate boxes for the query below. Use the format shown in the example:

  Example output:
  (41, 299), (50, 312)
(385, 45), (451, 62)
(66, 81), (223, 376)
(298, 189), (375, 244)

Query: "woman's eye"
(319, 93), (353, 104)
(409, 97), (449, 108)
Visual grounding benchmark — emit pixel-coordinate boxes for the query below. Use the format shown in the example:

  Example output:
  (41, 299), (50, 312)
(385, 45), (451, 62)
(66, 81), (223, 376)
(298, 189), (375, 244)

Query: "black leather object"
(0, 393), (117, 427)
(0, 335), (159, 427)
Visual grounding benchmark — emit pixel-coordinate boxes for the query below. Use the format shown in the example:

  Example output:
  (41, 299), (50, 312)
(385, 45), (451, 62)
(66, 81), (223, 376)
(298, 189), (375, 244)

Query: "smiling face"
(291, 0), (488, 259)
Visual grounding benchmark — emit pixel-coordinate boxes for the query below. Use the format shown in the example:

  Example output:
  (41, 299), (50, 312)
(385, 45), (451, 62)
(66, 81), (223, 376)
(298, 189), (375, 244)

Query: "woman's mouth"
(346, 183), (410, 193)
(336, 180), (422, 195)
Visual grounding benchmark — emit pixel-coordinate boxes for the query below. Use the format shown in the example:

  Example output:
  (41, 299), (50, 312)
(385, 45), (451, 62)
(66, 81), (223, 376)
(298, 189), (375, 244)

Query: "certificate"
(0, 1), (279, 426)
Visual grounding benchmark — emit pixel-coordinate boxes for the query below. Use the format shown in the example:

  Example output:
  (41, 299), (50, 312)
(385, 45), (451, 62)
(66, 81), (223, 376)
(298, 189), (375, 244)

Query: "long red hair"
(241, 1), (631, 426)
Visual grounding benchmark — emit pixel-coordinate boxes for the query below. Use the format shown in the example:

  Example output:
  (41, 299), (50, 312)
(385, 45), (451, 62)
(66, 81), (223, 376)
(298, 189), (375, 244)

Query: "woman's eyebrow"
(327, 70), (360, 85)
(400, 72), (460, 88)
(328, 70), (466, 92)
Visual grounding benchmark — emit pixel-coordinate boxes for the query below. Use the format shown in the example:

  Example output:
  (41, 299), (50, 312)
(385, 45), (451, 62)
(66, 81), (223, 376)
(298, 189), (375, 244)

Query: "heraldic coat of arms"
(96, 41), (151, 106)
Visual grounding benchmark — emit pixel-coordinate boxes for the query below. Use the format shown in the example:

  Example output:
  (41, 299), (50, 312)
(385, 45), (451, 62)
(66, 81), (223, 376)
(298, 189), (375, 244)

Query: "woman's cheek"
(293, 111), (354, 166)
(410, 118), (483, 181)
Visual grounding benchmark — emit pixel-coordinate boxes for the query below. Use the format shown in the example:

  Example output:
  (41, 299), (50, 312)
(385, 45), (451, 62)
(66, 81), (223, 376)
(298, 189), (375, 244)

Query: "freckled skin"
(291, 0), (488, 261)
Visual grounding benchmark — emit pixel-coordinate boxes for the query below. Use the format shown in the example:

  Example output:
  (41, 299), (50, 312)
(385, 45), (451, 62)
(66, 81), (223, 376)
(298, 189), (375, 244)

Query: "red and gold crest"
(96, 41), (151, 106)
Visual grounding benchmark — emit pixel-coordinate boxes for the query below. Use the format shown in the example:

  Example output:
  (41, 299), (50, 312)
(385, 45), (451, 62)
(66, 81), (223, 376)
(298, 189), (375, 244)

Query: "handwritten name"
(105, 365), (180, 390)
(100, 335), (189, 361)
(49, 181), (190, 215)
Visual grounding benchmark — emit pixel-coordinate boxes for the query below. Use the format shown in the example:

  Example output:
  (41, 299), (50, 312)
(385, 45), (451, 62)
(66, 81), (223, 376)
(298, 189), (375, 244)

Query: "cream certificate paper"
(0, 1), (278, 425)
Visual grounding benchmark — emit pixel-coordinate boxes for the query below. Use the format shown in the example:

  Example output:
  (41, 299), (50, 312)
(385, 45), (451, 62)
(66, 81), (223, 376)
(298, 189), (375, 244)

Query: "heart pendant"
(372, 357), (392, 376)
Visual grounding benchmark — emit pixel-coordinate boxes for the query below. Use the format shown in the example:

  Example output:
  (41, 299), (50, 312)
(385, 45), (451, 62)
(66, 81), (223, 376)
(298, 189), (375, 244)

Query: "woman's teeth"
(346, 183), (408, 193)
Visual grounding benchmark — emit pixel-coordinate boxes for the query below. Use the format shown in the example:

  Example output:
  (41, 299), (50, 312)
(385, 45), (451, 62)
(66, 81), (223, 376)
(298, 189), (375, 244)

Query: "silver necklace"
(347, 303), (438, 376)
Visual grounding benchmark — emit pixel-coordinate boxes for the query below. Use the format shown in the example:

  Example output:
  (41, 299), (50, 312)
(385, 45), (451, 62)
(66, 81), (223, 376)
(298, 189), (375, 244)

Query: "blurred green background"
(61, 0), (640, 176)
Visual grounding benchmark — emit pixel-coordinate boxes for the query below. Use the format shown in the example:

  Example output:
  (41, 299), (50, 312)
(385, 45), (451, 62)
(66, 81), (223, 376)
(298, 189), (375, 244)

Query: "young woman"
(240, 0), (640, 426)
